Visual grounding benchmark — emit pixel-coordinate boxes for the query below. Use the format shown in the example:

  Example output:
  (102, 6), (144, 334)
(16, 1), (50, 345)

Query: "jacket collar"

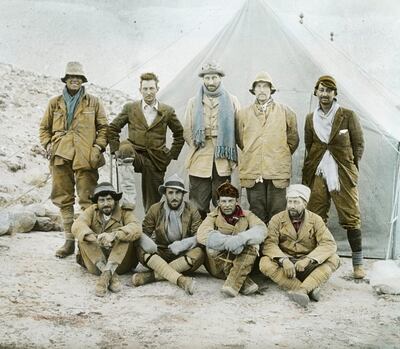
(95, 204), (122, 230)
(279, 209), (313, 240)
(133, 100), (167, 130)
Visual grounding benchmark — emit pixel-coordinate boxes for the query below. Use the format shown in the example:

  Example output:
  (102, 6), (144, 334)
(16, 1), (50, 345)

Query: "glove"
(237, 225), (266, 245)
(206, 230), (229, 251)
(168, 236), (197, 255)
(118, 140), (135, 159)
(295, 257), (312, 272)
(136, 234), (157, 254)
(224, 234), (246, 255)
(97, 232), (116, 248)
(282, 258), (296, 279)
(84, 233), (96, 242)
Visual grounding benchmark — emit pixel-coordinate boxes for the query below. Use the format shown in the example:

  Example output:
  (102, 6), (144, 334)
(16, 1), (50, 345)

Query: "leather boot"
(96, 270), (111, 297)
(309, 287), (321, 302)
(288, 288), (309, 307)
(132, 271), (156, 287)
(109, 273), (122, 293)
(353, 265), (366, 279)
(56, 206), (75, 258)
(55, 239), (75, 258)
(240, 277), (259, 295)
(177, 276), (195, 295)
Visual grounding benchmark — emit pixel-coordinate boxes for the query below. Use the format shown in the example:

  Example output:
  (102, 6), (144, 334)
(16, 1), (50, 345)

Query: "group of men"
(38, 60), (365, 307)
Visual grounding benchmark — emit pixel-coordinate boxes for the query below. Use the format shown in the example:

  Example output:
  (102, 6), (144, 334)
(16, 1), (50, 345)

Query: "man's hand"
(97, 232), (116, 248)
(282, 258), (296, 279)
(84, 233), (97, 242)
(224, 235), (246, 255)
(295, 257), (312, 272)
(45, 143), (52, 160)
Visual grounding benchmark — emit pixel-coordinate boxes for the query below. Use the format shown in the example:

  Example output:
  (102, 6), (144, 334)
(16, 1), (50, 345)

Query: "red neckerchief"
(221, 205), (245, 226)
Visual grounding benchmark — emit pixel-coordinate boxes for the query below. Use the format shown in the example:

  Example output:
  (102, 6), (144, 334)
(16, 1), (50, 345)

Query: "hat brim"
(249, 87), (276, 95)
(158, 185), (188, 196)
(198, 71), (225, 78)
(61, 75), (88, 83)
(91, 191), (122, 203)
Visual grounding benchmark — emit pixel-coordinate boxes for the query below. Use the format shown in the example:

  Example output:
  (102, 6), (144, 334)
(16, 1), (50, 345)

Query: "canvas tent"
(129, 0), (400, 259)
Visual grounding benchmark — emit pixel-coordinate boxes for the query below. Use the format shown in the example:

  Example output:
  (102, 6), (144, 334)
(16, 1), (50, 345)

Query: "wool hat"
(314, 75), (337, 96)
(158, 174), (188, 195)
(198, 62), (225, 77)
(286, 184), (311, 203)
(61, 61), (88, 83)
(249, 71), (277, 95)
(216, 181), (239, 199)
(91, 182), (122, 203)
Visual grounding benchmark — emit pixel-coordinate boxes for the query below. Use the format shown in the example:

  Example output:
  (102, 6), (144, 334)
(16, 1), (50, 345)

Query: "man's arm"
(189, 207), (203, 237)
(183, 98), (194, 146)
(304, 114), (313, 154)
(39, 100), (55, 149)
(108, 103), (130, 154)
(348, 110), (364, 168)
(94, 99), (109, 151)
(71, 206), (97, 242)
(142, 205), (157, 238)
(286, 108), (299, 154)
(115, 209), (142, 242)
(261, 216), (288, 259)
(196, 214), (216, 246)
(167, 107), (184, 160)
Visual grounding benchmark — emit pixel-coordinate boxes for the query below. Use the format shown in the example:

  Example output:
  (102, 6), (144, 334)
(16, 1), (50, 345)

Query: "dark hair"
(140, 72), (159, 87)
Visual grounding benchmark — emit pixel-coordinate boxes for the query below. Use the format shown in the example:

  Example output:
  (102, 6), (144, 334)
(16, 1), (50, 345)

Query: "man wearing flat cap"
(302, 75), (365, 279)
(108, 72), (184, 212)
(184, 62), (240, 219)
(39, 61), (108, 258)
(260, 184), (340, 307)
(132, 174), (204, 294)
(236, 71), (299, 225)
(71, 182), (142, 297)
(197, 181), (267, 297)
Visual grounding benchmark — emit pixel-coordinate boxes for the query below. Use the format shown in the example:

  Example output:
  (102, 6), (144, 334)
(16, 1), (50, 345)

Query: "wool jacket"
(236, 101), (299, 187)
(302, 107), (364, 188)
(72, 204), (142, 243)
(262, 209), (337, 264)
(197, 207), (266, 246)
(143, 201), (202, 249)
(39, 92), (108, 170)
(183, 93), (240, 177)
(108, 101), (184, 172)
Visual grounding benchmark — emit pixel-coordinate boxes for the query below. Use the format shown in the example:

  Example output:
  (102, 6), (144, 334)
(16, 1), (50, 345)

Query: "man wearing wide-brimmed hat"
(236, 71), (299, 225)
(197, 181), (267, 297)
(39, 62), (108, 258)
(183, 62), (240, 220)
(72, 182), (142, 297)
(132, 174), (204, 295)
(302, 75), (365, 279)
(260, 184), (340, 307)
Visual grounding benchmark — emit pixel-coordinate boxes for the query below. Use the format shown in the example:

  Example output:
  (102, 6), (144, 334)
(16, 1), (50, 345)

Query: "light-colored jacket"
(72, 204), (142, 243)
(236, 101), (299, 188)
(143, 201), (202, 248)
(39, 92), (108, 170)
(197, 207), (266, 246)
(262, 209), (337, 264)
(184, 93), (240, 178)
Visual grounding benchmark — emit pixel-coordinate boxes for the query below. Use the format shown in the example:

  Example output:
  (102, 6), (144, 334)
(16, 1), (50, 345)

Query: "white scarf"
(313, 100), (341, 192)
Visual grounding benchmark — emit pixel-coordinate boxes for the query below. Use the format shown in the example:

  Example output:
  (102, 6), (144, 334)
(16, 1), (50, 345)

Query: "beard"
(167, 199), (183, 210)
(288, 209), (304, 219)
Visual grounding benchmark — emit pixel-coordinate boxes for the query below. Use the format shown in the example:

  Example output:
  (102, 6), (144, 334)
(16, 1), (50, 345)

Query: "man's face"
(139, 79), (159, 105)
(97, 194), (116, 216)
(316, 83), (336, 108)
(219, 196), (237, 216)
(65, 75), (83, 94)
(165, 188), (184, 210)
(254, 81), (271, 104)
(287, 197), (306, 219)
(203, 74), (222, 92)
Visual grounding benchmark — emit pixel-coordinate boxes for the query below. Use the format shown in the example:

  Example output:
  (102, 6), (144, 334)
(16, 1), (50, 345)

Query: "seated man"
(72, 182), (142, 297)
(197, 181), (267, 297)
(132, 174), (204, 295)
(259, 184), (340, 307)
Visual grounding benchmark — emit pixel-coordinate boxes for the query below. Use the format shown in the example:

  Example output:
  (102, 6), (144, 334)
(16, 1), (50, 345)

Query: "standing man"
(260, 184), (340, 307)
(132, 174), (204, 295)
(302, 76), (365, 279)
(39, 62), (108, 258)
(236, 71), (299, 224)
(197, 182), (267, 297)
(108, 72), (184, 212)
(72, 182), (142, 297)
(184, 62), (240, 219)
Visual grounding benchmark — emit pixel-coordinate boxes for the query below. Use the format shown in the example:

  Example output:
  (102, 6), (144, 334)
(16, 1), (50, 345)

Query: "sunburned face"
(254, 81), (271, 104)
(286, 197), (306, 219)
(203, 74), (222, 92)
(218, 196), (237, 216)
(97, 194), (116, 216)
(65, 75), (83, 95)
(316, 83), (336, 110)
(165, 188), (184, 210)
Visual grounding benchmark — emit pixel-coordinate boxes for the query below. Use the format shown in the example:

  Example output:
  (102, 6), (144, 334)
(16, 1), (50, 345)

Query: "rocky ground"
(0, 231), (399, 349)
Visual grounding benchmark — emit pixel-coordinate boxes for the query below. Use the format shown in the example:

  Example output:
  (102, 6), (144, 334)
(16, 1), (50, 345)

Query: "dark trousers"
(189, 164), (230, 219)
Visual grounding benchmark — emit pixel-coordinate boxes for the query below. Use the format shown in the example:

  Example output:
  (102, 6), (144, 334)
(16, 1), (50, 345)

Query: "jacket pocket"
(89, 146), (105, 169)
